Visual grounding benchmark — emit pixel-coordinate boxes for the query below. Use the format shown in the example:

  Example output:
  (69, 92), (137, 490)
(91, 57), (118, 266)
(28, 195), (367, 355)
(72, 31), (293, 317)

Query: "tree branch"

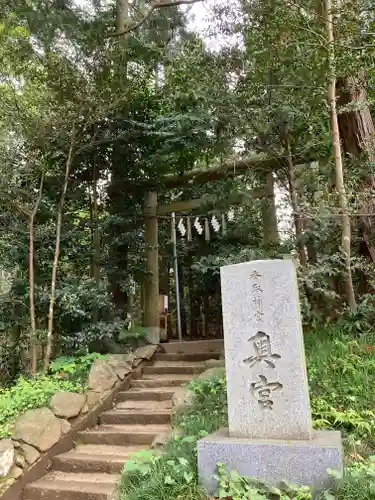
(108, 0), (204, 36)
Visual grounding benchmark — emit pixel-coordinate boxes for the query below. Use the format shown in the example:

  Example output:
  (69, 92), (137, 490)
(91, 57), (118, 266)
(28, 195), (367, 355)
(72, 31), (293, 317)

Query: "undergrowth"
(325, 458), (375, 499)
(305, 327), (375, 450)
(0, 352), (105, 438)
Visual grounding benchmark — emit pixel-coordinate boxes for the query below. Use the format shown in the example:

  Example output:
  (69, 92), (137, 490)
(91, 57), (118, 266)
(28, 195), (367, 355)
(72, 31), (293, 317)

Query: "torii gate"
(138, 155), (304, 343)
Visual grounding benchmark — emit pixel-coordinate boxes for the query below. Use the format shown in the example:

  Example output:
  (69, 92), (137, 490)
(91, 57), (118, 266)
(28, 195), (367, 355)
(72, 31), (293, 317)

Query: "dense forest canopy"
(0, 0), (374, 380)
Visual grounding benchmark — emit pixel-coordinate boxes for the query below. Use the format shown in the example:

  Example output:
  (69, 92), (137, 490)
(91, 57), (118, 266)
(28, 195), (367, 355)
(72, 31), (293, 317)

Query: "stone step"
(144, 363), (205, 375)
(155, 352), (221, 362)
(23, 472), (118, 500)
(53, 445), (143, 474)
(77, 424), (171, 446)
(100, 409), (171, 425)
(162, 339), (224, 354)
(116, 399), (171, 410)
(116, 387), (176, 402)
(131, 374), (192, 388)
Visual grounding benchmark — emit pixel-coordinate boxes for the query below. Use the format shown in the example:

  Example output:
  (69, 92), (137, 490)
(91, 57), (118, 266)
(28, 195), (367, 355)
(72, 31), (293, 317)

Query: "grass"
(323, 459), (375, 500)
(117, 326), (375, 499)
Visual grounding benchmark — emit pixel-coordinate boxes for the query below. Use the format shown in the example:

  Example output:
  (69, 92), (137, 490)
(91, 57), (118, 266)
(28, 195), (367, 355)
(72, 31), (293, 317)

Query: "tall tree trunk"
(324, 0), (356, 310)
(143, 191), (160, 344)
(337, 71), (375, 262)
(89, 188), (94, 278)
(29, 172), (45, 374)
(286, 140), (307, 266)
(261, 171), (279, 246)
(106, 0), (130, 316)
(337, 71), (375, 162)
(43, 128), (75, 372)
(92, 162), (100, 283)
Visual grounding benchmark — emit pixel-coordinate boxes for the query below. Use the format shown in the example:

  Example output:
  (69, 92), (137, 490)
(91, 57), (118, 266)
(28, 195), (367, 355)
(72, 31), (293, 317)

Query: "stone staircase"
(23, 341), (223, 500)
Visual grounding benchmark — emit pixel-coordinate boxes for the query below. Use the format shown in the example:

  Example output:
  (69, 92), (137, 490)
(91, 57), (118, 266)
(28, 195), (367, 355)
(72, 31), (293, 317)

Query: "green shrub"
(338, 294), (375, 336)
(48, 352), (106, 382)
(0, 374), (85, 438)
(118, 447), (206, 500)
(61, 319), (127, 351)
(305, 327), (375, 443)
(324, 459), (375, 499)
(174, 373), (228, 435)
(215, 463), (312, 499)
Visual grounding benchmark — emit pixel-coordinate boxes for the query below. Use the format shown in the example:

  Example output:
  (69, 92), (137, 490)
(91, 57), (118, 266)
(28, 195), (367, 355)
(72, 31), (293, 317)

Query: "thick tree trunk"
(29, 172), (45, 374)
(325, 0), (356, 310)
(337, 71), (375, 262)
(337, 71), (375, 162)
(43, 129), (75, 372)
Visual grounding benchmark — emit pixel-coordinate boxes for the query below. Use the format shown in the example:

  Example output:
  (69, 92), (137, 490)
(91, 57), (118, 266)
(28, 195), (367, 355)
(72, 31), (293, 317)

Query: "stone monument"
(197, 259), (342, 494)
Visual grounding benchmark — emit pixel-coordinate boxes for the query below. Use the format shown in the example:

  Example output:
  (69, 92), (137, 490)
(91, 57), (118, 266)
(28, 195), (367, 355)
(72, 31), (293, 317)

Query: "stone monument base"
(197, 428), (342, 494)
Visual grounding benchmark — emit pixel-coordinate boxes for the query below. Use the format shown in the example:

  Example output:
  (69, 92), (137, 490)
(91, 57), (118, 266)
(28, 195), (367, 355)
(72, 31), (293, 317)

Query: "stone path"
(23, 342), (222, 500)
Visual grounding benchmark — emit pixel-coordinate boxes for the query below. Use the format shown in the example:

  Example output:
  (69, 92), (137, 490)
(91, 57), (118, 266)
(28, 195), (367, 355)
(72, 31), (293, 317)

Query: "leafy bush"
(324, 459), (375, 500)
(0, 351), (105, 438)
(0, 374), (85, 438)
(338, 294), (375, 335)
(118, 325), (147, 349)
(39, 278), (115, 335)
(0, 337), (26, 386)
(119, 447), (206, 500)
(60, 319), (128, 351)
(305, 327), (375, 443)
(215, 463), (312, 500)
(175, 374), (228, 435)
(48, 352), (106, 382)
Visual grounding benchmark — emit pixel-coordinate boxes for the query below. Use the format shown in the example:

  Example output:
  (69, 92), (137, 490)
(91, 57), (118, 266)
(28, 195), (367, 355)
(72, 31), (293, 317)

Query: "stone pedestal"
(197, 260), (342, 494)
(198, 429), (343, 494)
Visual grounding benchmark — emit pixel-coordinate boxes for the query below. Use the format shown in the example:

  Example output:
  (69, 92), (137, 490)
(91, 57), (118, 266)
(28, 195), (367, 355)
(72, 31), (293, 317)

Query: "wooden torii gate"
(139, 155), (303, 343)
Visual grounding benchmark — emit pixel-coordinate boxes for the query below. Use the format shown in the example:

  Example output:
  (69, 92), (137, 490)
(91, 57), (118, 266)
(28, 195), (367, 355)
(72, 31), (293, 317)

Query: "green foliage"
(0, 351), (104, 438)
(306, 327), (375, 443)
(338, 294), (375, 336)
(48, 352), (105, 382)
(324, 458), (375, 500)
(118, 325), (147, 348)
(174, 374), (228, 435)
(0, 374), (85, 438)
(118, 445), (206, 500)
(61, 319), (127, 351)
(215, 463), (312, 500)
(312, 398), (375, 441)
